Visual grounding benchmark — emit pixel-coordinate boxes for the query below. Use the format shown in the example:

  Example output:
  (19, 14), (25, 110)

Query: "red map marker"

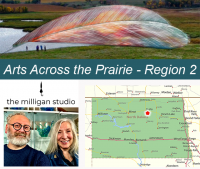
(145, 110), (151, 116)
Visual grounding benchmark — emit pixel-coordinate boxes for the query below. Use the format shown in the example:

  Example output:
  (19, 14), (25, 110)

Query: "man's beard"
(7, 128), (30, 147)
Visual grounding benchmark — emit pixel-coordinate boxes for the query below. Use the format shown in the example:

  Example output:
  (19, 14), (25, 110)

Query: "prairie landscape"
(0, 3), (199, 59)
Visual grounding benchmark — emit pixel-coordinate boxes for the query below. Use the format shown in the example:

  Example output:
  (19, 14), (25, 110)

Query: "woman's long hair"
(45, 118), (78, 156)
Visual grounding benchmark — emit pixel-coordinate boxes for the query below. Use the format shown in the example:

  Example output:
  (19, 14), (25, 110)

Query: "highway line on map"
(86, 136), (179, 143)
(86, 136), (136, 142)
(189, 140), (200, 155)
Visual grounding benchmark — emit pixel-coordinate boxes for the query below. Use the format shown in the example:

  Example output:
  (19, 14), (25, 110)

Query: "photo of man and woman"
(4, 107), (79, 166)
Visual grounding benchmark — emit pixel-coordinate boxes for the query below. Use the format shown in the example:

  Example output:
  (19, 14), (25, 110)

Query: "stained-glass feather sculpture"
(36, 121), (54, 137)
(13, 5), (189, 49)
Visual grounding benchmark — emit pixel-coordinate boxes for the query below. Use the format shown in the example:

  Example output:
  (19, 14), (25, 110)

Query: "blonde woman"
(45, 118), (78, 166)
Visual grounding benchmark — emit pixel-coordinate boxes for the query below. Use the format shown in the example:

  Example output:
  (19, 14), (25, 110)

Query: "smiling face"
(5, 115), (31, 148)
(57, 122), (73, 151)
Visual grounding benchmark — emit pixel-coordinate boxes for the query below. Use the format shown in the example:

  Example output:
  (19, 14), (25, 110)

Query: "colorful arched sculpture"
(14, 5), (189, 49)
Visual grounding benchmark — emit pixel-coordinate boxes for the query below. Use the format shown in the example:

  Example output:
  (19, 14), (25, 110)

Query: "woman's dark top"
(58, 146), (77, 166)
(46, 146), (78, 166)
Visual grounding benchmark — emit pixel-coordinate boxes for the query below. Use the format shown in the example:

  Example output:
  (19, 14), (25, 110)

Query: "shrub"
(6, 6), (12, 12)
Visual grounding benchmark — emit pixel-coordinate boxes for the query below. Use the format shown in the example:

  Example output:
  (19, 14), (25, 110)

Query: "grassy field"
(0, 5), (79, 31)
(0, 12), (69, 31)
(118, 0), (145, 6)
(154, 8), (200, 39)
(1, 44), (199, 59)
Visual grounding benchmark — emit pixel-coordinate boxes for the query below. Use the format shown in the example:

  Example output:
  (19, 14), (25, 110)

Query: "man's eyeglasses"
(8, 122), (31, 132)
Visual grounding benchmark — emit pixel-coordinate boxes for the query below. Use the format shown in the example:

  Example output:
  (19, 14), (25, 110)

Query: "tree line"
(145, 0), (200, 9)
(0, 5), (28, 13)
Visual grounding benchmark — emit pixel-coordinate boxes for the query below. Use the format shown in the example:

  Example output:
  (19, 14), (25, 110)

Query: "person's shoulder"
(46, 152), (58, 160)
(74, 153), (79, 162)
(26, 146), (50, 166)
(4, 144), (9, 152)
(4, 144), (11, 152)
(46, 152), (54, 159)
(74, 153), (79, 166)
(45, 152), (61, 166)
(26, 145), (46, 157)
(74, 153), (79, 159)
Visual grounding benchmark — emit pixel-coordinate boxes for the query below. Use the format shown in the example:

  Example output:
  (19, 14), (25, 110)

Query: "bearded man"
(4, 112), (50, 166)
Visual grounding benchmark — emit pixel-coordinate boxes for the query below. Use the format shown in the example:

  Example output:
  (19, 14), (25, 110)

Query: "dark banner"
(0, 60), (199, 79)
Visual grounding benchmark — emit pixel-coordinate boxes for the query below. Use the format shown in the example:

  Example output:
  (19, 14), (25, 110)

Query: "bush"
(6, 6), (12, 12)
(22, 6), (28, 12)
(0, 5), (5, 12)
(25, 0), (31, 3)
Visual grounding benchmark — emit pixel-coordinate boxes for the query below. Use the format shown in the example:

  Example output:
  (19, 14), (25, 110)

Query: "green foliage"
(31, 0), (40, 3)
(25, 0), (31, 3)
(0, 12), (70, 32)
(116, 0), (145, 6)
(22, 6), (28, 13)
(146, 0), (196, 8)
(0, 5), (6, 12)
(1, 0), (20, 3)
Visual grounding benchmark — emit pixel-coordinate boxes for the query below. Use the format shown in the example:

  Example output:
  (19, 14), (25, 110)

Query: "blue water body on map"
(136, 143), (142, 166)
(188, 160), (192, 166)
(95, 114), (131, 128)
(113, 118), (131, 128)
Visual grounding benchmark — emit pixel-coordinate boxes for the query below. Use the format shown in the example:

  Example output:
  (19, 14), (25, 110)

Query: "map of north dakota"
(91, 98), (192, 159)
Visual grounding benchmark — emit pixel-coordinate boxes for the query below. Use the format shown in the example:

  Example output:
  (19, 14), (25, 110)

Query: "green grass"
(0, 12), (70, 20)
(118, 0), (145, 6)
(162, 15), (200, 38)
(0, 12), (74, 31)
(1, 45), (199, 59)
(0, 20), (46, 32)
